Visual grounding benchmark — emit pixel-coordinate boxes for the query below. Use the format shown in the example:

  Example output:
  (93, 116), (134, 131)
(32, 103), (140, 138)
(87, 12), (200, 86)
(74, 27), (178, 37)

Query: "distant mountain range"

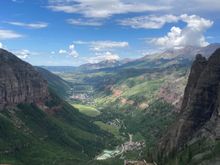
(41, 43), (220, 73)
(78, 59), (122, 71)
(80, 43), (220, 71)
(39, 66), (76, 73)
(143, 43), (220, 60)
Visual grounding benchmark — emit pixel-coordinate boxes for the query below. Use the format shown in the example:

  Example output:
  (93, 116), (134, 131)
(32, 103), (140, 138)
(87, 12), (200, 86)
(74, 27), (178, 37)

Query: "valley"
(1, 1), (220, 164)
(1, 44), (220, 164)
(39, 44), (220, 164)
(42, 47), (191, 163)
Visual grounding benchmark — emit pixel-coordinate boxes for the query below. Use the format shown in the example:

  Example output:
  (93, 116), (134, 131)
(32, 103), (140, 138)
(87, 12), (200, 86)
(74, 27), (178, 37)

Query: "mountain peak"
(0, 48), (20, 61)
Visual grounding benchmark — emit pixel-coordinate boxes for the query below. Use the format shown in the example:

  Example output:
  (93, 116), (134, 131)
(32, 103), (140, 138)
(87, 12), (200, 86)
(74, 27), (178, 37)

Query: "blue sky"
(0, 0), (220, 66)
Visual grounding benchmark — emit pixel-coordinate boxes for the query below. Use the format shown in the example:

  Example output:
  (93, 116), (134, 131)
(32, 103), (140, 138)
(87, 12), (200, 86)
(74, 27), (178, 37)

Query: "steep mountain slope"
(36, 67), (72, 98)
(0, 49), (48, 107)
(158, 49), (220, 165)
(0, 49), (113, 165)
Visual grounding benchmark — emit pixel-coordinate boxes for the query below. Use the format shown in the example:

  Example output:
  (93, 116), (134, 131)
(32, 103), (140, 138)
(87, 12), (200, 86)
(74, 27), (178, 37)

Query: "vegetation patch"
(72, 104), (100, 117)
(94, 121), (121, 139)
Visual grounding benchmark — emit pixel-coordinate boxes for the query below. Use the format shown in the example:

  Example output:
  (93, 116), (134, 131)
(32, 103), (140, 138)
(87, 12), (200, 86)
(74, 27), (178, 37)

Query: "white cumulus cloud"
(139, 0), (220, 13)
(90, 41), (129, 51)
(59, 44), (79, 57)
(59, 49), (67, 54)
(74, 40), (129, 51)
(48, 0), (170, 18)
(69, 44), (79, 57)
(151, 14), (213, 48)
(194, 0), (220, 10)
(119, 15), (179, 29)
(74, 40), (128, 62)
(87, 51), (120, 63)
(13, 49), (30, 59)
(0, 42), (3, 48)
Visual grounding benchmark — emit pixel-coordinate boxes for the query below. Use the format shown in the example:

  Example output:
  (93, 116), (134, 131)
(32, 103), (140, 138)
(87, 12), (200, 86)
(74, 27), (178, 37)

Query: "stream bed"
(96, 134), (145, 160)
(96, 148), (121, 160)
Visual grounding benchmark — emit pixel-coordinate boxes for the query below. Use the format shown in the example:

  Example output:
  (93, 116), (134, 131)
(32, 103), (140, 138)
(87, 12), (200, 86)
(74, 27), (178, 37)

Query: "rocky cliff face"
(158, 48), (220, 163)
(0, 49), (48, 107)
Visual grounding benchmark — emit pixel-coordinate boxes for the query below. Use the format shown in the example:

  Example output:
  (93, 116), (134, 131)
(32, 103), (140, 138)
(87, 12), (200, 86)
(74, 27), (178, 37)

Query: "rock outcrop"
(0, 49), (48, 107)
(158, 48), (220, 162)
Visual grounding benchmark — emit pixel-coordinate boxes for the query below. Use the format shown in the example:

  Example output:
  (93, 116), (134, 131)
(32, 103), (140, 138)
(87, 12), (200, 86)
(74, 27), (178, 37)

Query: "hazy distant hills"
(40, 66), (76, 73)
(36, 67), (72, 98)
